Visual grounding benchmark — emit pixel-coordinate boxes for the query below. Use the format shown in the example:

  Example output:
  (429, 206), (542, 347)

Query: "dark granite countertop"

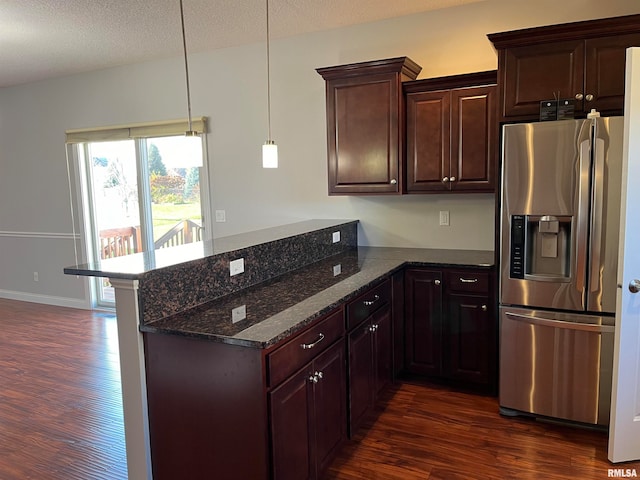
(141, 246), (494, 349)
(64, 219), (357, 279)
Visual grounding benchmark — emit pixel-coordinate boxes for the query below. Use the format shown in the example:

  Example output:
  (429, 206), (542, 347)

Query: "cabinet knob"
(575, 93), (584, 100)
(434, 279), (441, 286)
(585, 94), (594, 102)
(315, 371), (323, 380)
(390, 179), (397, 185)
(481, 305), (487, 311)
(450, 176), (456, 182)
(308, 374), (319, 384)
(442, 177), (450, 183)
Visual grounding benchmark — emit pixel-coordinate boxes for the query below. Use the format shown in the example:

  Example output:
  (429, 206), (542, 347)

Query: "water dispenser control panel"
(510, 215), (525, 279)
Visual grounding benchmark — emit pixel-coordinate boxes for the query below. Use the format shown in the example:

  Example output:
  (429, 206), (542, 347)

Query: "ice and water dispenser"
(509, 214), (572, 281)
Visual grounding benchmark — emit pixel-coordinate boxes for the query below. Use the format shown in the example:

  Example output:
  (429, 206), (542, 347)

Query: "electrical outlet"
(333, 264), (342, 276)
(332, 231), (340, 243)
(439, 211), (450, 226)
(229, 258), (245, 276)
(215, 210), (226, 222)
(232, 305), (247, 323)
(33, 271), (39, 282)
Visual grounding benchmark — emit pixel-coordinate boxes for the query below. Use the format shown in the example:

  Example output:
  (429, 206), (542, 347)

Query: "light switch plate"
(230, 258), (244, 276)
(232, 305), (247, 323)
(332, 231), (340, 243)
(439, 211), (450, 226)
(215, 210), (226, 222)
(333, 264), (342, 276)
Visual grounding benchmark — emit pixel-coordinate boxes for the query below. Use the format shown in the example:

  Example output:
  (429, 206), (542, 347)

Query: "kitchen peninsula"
(64, 219), (494, 480)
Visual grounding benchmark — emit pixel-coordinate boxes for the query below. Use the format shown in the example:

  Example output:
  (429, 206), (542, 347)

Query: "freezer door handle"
(504, 311), (615, 333)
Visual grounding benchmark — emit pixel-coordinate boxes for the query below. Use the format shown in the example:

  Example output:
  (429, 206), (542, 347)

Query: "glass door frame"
(69, 135), (211, 309)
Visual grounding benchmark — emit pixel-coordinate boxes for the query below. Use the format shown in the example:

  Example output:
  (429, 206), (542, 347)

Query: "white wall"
(1, 0), (639, 307)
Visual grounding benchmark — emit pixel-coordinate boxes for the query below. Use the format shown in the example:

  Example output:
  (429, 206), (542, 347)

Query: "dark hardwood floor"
(1, 298), (637, 480)
(0, 298), (126, 480)
(324, 381), (640, 480)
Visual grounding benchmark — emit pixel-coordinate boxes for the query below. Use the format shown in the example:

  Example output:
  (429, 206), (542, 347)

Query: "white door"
(608, 47), (640, 463)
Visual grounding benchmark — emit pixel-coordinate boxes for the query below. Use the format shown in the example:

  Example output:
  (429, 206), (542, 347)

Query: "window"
(66, 118), (210, 308)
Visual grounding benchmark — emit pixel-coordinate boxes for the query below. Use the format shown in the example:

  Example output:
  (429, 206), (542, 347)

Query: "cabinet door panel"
(404, 269), (443, 375)
(373, 307), (392, 397)
(313, 341), (346, 476)
(585, 33), (640, 114)
(347, 322), (374, 435)
(447, 293), (491, 385)
(502, 40), (584, 118)
(451, 86), (496, 191)
(327, 74), (400, 194)
(270, 369), (313, 480)
(406, 90), (450, 192)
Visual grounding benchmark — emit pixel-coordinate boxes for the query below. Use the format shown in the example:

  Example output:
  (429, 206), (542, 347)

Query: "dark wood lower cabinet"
(404, 269), (443, 376)
(447, 291), (492, 385)
(270, 340), (346, 480)
(404, 267), (496, 392)
(347, 306), (392, 436)
(143, 269), (495, 480)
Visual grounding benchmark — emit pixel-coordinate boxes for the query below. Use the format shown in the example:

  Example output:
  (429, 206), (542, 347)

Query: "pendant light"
(262, 0), (278, 168)
(179, 0), (203, 167)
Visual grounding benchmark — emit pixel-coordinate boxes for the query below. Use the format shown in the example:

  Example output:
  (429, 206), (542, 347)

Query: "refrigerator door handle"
(589, 134), (605, 293)
(575, 127), (591, 308)
(504, 311), (615, 333)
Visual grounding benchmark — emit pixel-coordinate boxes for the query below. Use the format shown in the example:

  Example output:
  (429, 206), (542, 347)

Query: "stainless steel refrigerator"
(499, 116), (624, 426)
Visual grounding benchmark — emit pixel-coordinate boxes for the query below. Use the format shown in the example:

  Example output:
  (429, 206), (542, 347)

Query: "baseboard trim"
(0, 290), (90, 309)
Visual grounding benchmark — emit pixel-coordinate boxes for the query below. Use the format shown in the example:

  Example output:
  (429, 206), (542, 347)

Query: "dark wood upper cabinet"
(317, 57), (421, 195)
(488, 14), (640, 121)
(404, 71), (497, 193)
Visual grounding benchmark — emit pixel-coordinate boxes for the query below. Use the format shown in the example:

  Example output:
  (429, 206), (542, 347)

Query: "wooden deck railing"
(154, 219), (203, 249)
(99, 220), (202, 259)
(99, 226), (142, 259)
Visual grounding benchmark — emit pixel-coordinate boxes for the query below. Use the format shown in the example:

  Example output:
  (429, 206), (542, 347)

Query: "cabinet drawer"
(346, 279), (392, 330)
(446, 271), (489, 294)
(267, 309), (344, 388)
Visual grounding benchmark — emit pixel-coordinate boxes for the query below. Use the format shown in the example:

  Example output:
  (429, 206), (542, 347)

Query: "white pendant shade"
(262, 141), (278, 168)
(181, 133), (203, 167)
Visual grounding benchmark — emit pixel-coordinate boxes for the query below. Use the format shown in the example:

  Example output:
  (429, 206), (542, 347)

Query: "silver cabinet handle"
(442, 177), (450, 183)
(434, 279), (441, 286)
(460, 277), (478, 283)
(630, 279), (640, 294)
(575, 93), (584, 100)
(364, 294), (380, 306)
(390, 179), (397, 185)
(481, 305), (487, 311)
(450, 176), (456, 182)
(300, 333), (325, 350)
(585, 94), (594, 102)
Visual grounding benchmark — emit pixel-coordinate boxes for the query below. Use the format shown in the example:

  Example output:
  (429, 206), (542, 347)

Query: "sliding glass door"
(73, 133), (206, 308)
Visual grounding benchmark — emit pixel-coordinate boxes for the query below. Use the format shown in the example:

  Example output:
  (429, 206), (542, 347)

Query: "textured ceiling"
(0, 0), (486, 88)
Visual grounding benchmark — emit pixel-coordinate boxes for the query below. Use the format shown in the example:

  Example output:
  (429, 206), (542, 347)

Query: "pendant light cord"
(180, 0), (194, 133)
(266, 0), (272, 141)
